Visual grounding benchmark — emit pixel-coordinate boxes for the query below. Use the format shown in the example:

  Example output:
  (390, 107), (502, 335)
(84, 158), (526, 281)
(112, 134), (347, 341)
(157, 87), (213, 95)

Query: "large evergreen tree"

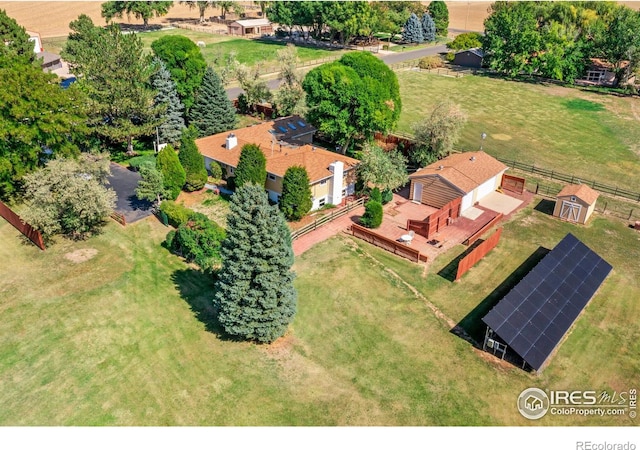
(234, 144), (267, 189)
(179, 126), (208, 191)
(214, 184), (297, 343)
(156, 145), (186, 200)
(279, 166), (312, 221)
(151, 58), (185, 147)
(421, 12), (436, 42)
(188, 67), (236, 137)
(0, 9), (34, 62)
(402, 13), (424, 44)
(428, 1), (449, 37)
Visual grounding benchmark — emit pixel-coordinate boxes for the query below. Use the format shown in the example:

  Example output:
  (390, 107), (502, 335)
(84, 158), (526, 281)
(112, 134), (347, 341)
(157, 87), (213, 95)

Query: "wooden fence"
(456, 228), (503, 281)
(351, 223), (427, 264)
(110, 211), (126, 227)
(498, 157), (640, 203)
(501, 174), (526, 195)
(407, 197), (461, 240)
(290, 197), (365, 240)
(463, 213), (503, 246)
(0, 200), (45, 250)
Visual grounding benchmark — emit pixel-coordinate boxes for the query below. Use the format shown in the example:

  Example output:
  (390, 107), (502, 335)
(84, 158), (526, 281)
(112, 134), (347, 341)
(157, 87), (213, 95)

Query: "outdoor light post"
(480, 132), (487, 151)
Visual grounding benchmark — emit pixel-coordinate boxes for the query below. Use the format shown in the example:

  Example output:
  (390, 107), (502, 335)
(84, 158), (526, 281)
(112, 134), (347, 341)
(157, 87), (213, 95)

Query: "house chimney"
(470, 156), (476, 162)
(438, 165), (444, 170)
(225, 133), (237, 150)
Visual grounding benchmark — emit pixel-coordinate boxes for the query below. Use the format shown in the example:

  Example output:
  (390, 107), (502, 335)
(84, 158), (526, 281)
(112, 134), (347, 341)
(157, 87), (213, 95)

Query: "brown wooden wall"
(410, 176), (461, 209)
(456, 228), (502, 281)
(407, 197), (461, 239)
(0, 200), (45, 250)
(501, 174), (526, 195)
(352, 223), (426, 263)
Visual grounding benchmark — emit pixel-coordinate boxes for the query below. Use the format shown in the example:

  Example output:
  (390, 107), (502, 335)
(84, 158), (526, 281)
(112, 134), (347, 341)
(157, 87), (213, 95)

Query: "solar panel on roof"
(482, 233), (612, 371)
(278, 126), (288, 133)
(297, 120), (306, 127)
(287, 122), (297, 130)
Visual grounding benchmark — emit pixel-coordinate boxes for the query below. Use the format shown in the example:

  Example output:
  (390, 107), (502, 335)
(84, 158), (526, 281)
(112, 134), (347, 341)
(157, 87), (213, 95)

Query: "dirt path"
(346, 236), (479, 347)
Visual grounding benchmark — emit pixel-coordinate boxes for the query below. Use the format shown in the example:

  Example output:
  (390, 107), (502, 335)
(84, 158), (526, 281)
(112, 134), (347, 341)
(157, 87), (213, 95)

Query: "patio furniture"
(401, 230), (415, 245)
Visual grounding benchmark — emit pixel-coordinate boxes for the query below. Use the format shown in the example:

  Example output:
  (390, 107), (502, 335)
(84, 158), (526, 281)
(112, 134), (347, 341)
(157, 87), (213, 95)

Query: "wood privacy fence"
(456, 228), (503, 281)
(290, 197), (365, 240)
(0, 200), (45, 250)
(407, 197), (462, 240)
(497, 157), (640, 203)
(351, 223), (427, 264)
(463, 213), (503, 246)
(501, 174), (526, 195)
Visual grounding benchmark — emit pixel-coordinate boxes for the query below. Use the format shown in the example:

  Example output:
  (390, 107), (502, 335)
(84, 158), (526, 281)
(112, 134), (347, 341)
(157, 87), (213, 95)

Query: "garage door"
(476, 176), (498, 201)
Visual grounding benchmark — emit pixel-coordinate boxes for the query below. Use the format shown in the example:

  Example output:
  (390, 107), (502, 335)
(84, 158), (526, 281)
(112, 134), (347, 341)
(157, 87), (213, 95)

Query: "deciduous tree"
(411, 101), (467, 166)
(180, 1), (215, 23)
(234, 144), (266, 189)
(446, 32), (482, 51)
(214, 184), (297, 343)
(166, 212), (225, 272)
(151, 35), (207, 111)
(188, 67), (236, 137)
(273, 44), (306, 117)
(356, 143), (408, 192)
(101, 1), (174, 27)
(22, 153), (116, 239)
(427, 1), (449, 37)
(279, 166), (312, 221)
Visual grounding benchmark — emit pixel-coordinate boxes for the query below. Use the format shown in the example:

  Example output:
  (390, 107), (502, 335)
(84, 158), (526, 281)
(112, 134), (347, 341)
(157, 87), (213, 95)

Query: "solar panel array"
(482, 233), (612, 370)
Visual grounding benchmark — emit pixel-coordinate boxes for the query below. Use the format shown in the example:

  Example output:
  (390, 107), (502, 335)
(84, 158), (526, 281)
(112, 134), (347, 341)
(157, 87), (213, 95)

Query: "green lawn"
(1, 196), (638, 425)
(397, 71), (640, 191)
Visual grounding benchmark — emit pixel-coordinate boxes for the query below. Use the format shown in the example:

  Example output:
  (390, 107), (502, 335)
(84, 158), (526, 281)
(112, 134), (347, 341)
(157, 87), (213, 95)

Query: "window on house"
(570, 196), (576, 202)
(268, 174), (276, 181)
(320, 179), (327, 185)
(229, 167), (234, 174)
(318, 198), (326, 207)
(342, 188), (346, 197)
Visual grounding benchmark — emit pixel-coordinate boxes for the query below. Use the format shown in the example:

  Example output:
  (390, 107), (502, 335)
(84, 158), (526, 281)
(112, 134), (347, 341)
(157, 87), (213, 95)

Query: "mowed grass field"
(397, 71), (640, 192)
(1, 198), (638, 425)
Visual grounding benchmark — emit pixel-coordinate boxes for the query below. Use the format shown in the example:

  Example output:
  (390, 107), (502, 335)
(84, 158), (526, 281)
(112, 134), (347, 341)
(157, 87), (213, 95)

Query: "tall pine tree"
(214, 184), (297, 343)
(421, 13), (436, 42)
(188, 66), (236, 138)
(151, 58), (185, 147)
(402, 13), (424, 44)
(179, 126), (208, 191)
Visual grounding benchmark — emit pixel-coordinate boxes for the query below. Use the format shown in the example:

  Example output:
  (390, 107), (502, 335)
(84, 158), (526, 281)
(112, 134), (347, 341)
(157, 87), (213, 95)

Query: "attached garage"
(409, 151), (508, 211)
(553, 184), (599, 224)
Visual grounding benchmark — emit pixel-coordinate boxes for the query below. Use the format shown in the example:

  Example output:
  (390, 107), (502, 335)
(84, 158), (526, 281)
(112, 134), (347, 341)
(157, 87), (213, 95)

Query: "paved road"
(225, 44), (448, 100)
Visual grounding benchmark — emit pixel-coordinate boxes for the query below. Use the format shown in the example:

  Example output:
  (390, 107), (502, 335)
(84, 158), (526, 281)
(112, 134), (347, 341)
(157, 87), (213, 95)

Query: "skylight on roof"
(287, 123), (297, 130)
(277, 126), (288, 133)
(297, 120), (306, 127)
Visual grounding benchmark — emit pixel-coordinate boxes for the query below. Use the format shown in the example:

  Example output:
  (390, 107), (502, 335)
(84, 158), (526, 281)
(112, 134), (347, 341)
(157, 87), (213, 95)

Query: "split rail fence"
(290, 197), (365, 241)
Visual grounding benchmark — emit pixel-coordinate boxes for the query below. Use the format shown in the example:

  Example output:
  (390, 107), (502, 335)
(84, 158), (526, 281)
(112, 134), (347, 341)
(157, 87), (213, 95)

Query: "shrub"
(382, 44), (389, 51)
(128, 154), (156, 171)
(360, 200), (383, 229)
(418, 55), (444, 70)
(160, 200), (194, 227)
(179, 126), (208, 192)
(381, 189), (393, 205)
(156, 144), (186, 200)
(445, 51), (455, 62)
(370, 187), (382, 203)
(280, 166), (312, 221)
(166, 212), (226, 272)
(209, 161), (223, 180)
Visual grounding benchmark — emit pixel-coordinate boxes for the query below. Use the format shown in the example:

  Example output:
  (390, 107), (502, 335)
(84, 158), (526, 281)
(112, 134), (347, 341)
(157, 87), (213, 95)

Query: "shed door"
(560, 201), (582, 222)
(413, 182), (423, 202)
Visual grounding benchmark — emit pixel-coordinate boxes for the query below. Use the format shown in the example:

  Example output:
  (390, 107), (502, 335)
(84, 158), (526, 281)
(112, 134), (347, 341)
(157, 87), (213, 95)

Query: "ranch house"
(196, 116), (359, 211)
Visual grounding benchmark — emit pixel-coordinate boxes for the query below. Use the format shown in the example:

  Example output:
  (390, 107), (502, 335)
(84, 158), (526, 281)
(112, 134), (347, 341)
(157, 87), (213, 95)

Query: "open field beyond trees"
(1, 198), (638, 425)
(397, 71), (640, 192)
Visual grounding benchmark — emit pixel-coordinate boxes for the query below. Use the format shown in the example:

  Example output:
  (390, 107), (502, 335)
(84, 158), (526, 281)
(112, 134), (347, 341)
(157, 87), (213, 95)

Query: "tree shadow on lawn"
(450, 246), (550, 346)
(171, 268), (240, 342)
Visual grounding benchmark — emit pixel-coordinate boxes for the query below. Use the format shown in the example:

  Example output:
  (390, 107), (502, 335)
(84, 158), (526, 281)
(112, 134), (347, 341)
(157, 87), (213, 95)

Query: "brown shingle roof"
(195, 120), (359, 183)
(557, 184), (599, 205)
(409, 151), (507, 193)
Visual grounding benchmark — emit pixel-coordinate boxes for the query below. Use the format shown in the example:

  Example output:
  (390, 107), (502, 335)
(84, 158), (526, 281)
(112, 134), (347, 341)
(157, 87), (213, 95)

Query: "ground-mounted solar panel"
(482, 233), (612, 371)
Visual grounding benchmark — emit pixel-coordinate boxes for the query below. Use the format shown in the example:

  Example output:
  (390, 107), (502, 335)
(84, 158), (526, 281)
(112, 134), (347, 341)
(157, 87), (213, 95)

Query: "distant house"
(227, 18), (273, 36)
(579, 58), (635, 86)
(553, 184), (599, 224)
(409, 151), (507, 211)
(26, 30), (43, 53)
(196, 116), (359, 210)
(452, 48), (484, 68)
(37, 51), (62, 72)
